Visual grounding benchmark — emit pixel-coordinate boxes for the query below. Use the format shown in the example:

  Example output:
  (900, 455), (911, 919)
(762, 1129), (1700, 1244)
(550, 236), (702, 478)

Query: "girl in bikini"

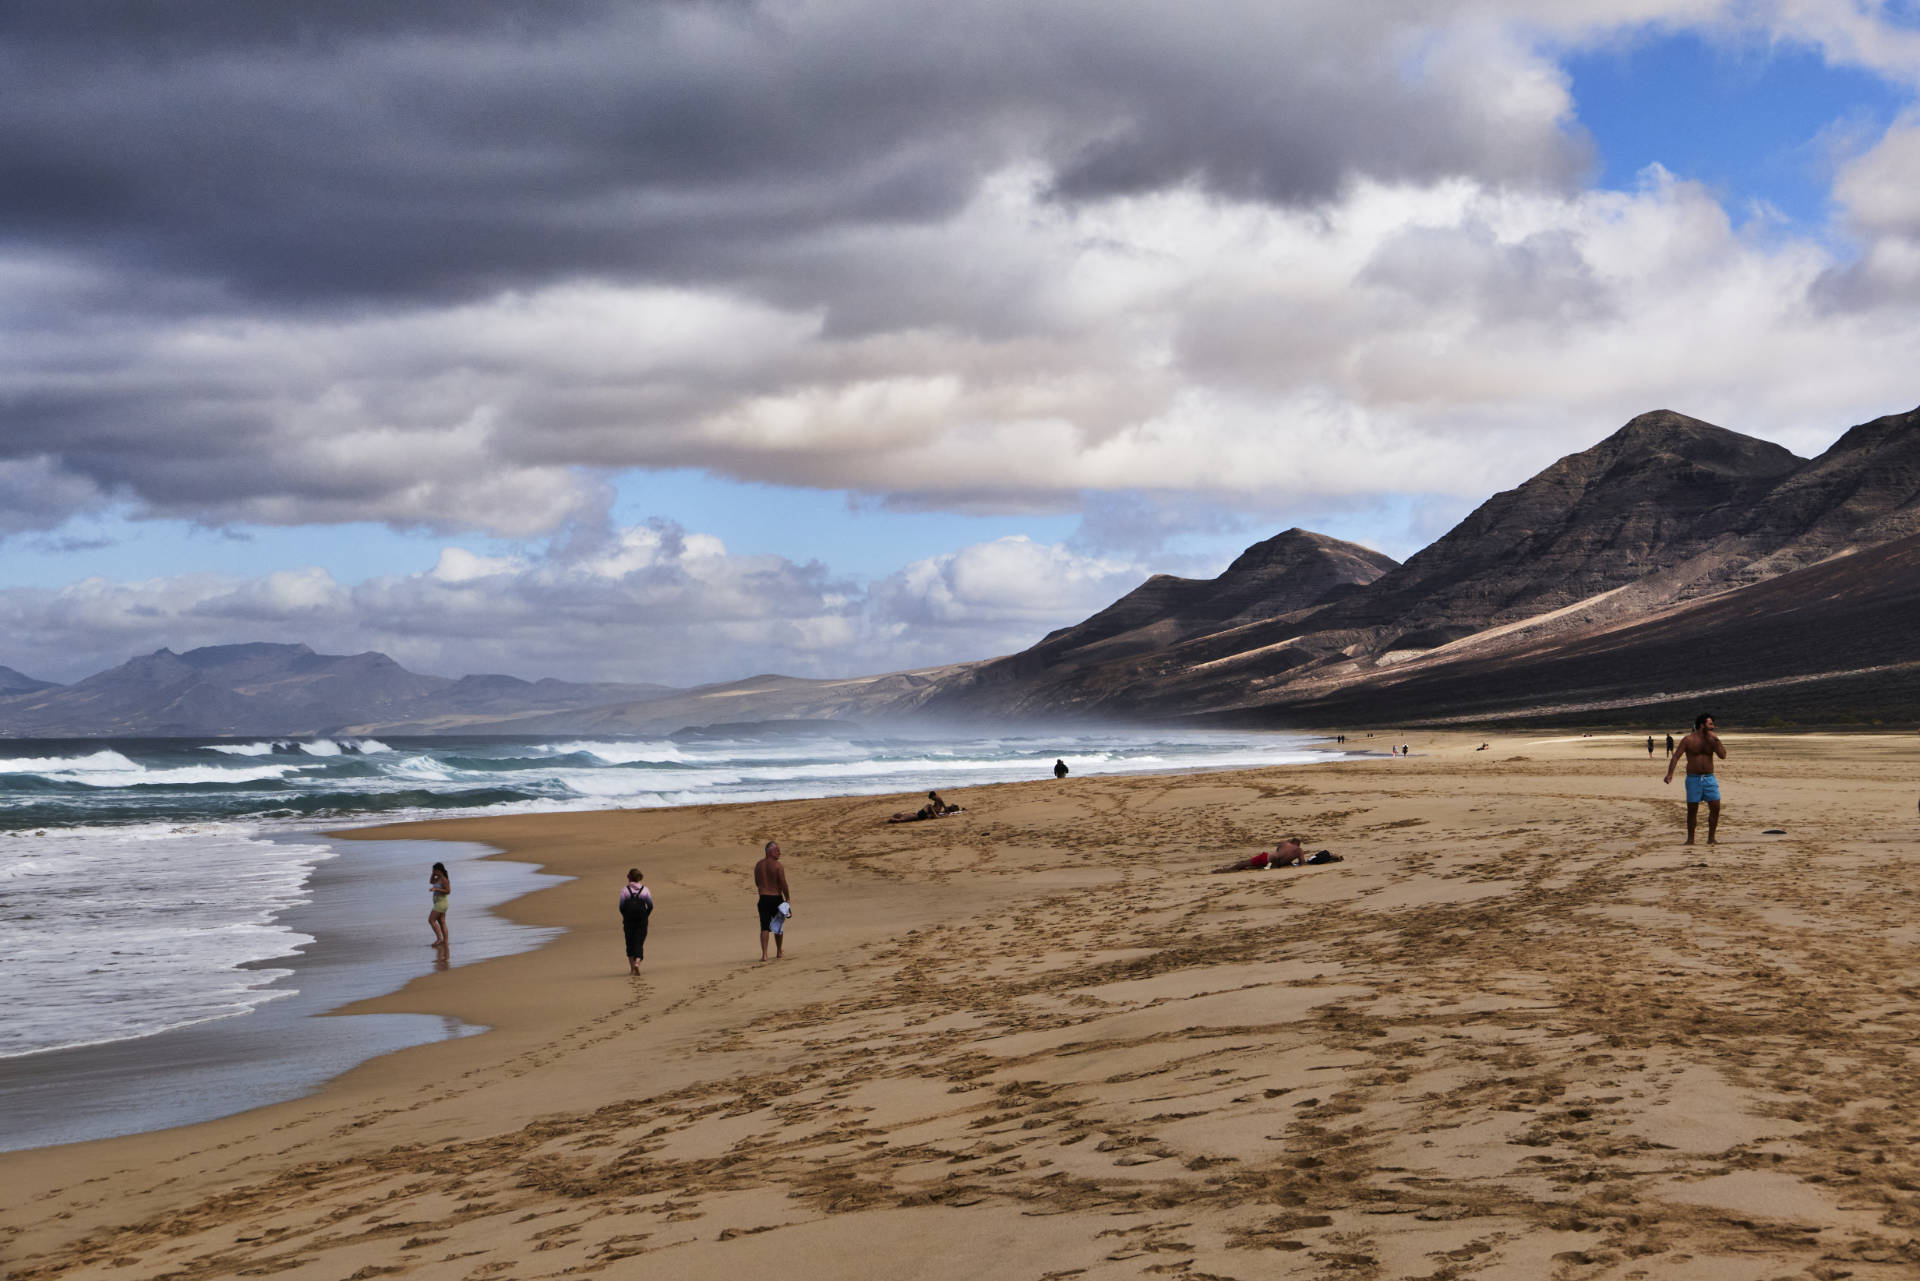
(428, 861), (450, 946)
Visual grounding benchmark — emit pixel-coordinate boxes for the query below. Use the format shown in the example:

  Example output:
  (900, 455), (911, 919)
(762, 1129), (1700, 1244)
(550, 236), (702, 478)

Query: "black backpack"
(620, 891), (652, 920)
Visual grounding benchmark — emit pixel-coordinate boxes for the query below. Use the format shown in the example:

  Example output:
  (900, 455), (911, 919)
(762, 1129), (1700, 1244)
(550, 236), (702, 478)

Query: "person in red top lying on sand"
(1210, 839), (1344, 873)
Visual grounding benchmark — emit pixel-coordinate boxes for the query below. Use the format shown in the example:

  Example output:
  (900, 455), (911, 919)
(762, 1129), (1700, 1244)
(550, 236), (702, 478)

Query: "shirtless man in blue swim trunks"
(1663, 711), (1727, 845)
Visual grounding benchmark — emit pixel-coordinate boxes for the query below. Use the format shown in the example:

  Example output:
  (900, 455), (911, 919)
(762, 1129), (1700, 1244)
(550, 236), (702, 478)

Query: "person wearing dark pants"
(754, 841), (792, 961)
(620, 868), (653, 974)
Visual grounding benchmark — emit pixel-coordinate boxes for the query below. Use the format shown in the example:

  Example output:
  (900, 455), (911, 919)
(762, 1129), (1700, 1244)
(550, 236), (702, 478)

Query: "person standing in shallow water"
(427, 862), (450, 947)
(619, 868), (653, 975)
(754, 841), (792, 962)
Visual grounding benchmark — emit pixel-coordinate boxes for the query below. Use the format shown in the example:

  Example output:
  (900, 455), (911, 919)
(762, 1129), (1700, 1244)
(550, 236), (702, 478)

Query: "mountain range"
(0, 643), (678, 738)
(4, 403), (1919, 737)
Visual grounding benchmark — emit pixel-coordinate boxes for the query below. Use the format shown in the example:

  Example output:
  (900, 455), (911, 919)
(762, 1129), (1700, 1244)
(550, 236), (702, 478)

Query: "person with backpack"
(619, 868), (654, 974)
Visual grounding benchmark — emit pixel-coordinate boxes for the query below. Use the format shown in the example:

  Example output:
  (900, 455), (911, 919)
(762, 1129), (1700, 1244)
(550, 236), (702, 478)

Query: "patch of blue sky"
(608, 469), (1082, 579)
(1882, 0), (1920, 31)
(2, 474), (1467, 597)
(1565, 27), (1912, 229)
(1304, 492), (1475, 566)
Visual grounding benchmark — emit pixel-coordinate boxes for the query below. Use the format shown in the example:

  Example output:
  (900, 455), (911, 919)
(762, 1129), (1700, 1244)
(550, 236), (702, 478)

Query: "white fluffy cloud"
(0, 524), (1154, 685)
(17, 164), (1907, 534)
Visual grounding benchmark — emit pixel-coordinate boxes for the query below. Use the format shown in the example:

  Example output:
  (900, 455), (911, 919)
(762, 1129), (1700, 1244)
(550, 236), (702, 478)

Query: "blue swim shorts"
(1685, 774), (1720, 804)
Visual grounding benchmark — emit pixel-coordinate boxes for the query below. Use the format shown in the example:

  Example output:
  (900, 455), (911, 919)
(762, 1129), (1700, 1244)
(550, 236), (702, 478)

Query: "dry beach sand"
(7, 731), (1920, 1280)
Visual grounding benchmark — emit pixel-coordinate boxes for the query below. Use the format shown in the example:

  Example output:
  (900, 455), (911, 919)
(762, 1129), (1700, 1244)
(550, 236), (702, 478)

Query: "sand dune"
(7, 732), (1920, 1279)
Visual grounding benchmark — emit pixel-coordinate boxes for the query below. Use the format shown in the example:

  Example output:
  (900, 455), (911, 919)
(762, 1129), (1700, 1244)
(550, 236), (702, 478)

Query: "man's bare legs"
(1684, 800), (1723, 845)
(760, 929), (771, 962)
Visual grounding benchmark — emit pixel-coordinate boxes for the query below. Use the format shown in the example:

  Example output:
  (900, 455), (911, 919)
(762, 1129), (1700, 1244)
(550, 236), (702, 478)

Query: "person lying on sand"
(888, 790), (967, 822)
(1210, 837), (1335, 871)
(888, 803), (966, 823)
(1212, 839), (1345, 872)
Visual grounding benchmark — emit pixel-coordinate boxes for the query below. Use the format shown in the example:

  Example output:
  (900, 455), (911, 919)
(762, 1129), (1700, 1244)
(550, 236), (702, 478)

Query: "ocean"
(0, 726), (1334, 1148)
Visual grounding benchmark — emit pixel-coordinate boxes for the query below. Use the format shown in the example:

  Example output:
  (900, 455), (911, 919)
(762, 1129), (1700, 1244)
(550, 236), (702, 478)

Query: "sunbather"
(1211, 838), (1342, 872)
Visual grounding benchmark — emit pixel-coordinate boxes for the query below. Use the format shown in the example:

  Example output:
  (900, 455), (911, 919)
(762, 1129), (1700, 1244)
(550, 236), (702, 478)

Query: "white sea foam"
(296, 738), (392, 756)
(208, 738), (393, 758)
(0, 751), (313, 787)
(70, 762), (314, 788)
(0, 823), (335, 1058)
(0, 749), (142, 776)
(392, 754), (456, 782)
(540, 740), (688, 765)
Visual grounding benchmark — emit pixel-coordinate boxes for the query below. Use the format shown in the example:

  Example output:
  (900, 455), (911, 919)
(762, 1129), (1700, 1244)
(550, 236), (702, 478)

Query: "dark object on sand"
(1761, 828), (1787, 834)
(1053, 758), (1069, 779)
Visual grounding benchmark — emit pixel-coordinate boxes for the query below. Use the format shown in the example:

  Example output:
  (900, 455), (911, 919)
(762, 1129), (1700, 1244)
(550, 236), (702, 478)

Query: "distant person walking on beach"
(1665, 733), (1675, 756)
(1053, 758), (1069, 779)
(1664, 712), (1728, 845)
(620, 868), (654, 975)
(754, 840), (793, 961)
(1646, 735), (1655, 757)
(427, 862), (450, 947)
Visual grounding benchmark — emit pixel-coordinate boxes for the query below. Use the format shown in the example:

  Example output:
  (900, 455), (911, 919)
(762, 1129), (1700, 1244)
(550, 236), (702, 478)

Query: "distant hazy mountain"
(0, 665), (58, 696)
(431, 667), (973, 737)
(0, 644), (678, 738)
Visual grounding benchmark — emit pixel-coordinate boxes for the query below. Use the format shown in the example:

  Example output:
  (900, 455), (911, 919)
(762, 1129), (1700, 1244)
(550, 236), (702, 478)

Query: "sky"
(4, 1), (1920, 688)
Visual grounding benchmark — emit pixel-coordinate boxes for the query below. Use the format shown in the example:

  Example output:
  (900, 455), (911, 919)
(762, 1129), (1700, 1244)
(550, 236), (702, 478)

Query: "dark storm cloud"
(0, 1), (987, 307)
(0, 1), (1586, 310)
(0, 456), (109, 535)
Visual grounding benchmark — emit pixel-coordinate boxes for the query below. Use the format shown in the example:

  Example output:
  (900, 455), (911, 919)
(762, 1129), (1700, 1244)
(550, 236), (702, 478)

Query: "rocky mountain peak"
(1822, 403), (1920, 457)
(1225, 527), (1359, 575)
(179, 642), (317, 669)
(1560, 409), (1801, 484)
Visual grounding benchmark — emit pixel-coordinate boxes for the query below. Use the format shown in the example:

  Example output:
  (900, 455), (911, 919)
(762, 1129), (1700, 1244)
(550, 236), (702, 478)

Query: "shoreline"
(10, 729), (1920, 1279)
(0, 833), (561, 1153)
